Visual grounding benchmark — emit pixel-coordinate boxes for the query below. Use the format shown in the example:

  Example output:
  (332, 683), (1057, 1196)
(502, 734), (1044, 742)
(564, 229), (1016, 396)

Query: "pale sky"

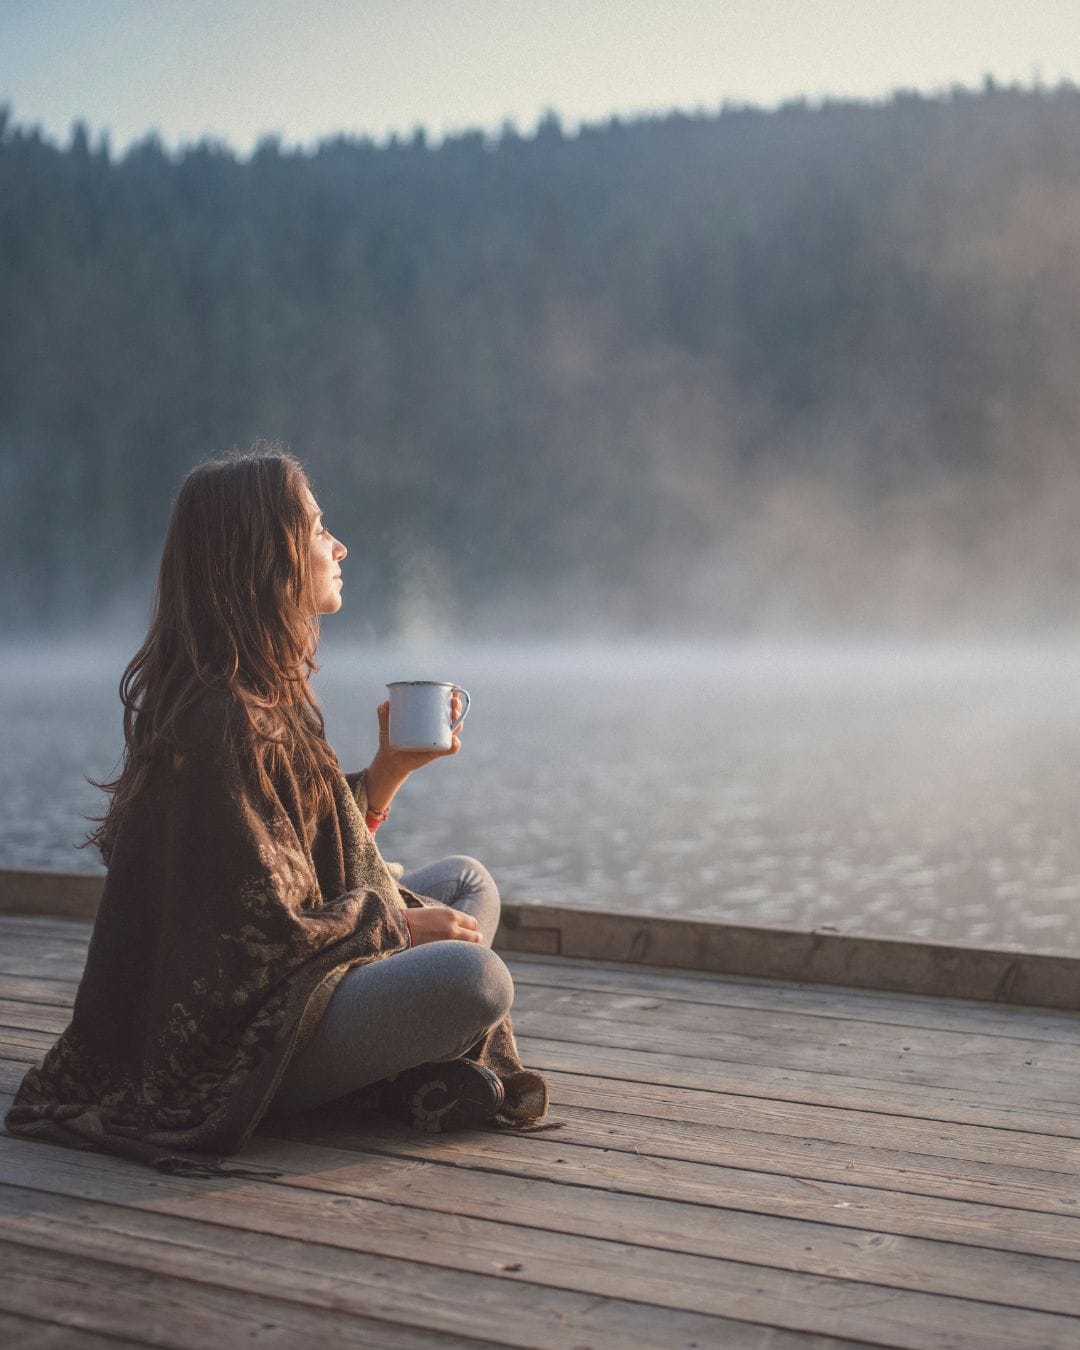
(3, 0), (1080, 155)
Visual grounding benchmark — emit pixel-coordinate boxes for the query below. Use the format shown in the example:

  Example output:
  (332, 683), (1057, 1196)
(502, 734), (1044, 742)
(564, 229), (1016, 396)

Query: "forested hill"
(5, 86), (1080, 638)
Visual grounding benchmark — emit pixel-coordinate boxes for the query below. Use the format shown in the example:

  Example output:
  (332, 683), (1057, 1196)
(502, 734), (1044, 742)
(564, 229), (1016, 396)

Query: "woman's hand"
(406, 906), (482, 945)
(363, 695), (463, 815)
(376, 694), (463, 773)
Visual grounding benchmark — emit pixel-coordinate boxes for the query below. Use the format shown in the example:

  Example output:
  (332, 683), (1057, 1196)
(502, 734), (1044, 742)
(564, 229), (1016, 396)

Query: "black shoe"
(385, 1060), (505, 1133)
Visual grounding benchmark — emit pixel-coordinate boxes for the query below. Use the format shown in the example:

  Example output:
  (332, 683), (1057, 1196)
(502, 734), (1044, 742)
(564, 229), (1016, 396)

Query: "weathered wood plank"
(541, 1102), (1080, 1214)
(0, 872), (101, 920)
(1, 1059), (28, 1092)
(281, 1101), (1080, 1239)
(0, 1001), (70, 1034)
(0, 1030), (56, 1060)
(0, 974), (80, 1007)
(519, 1035), (1080, 1136)
(0, 943), (90, 980)
(10, 1119), (1080, 1318)
(3, 1076), (1080, 1264)
(0, 1192), (861, 1350)
(253, 1120), (1080, 1263)
(496, 902), (1080, 1009)
(509, 984), (1080, 1078)
(0, 1310), (150, 1349)
(514, 1012), (1080, 1112)
(0, 1239), (495, 1350)
(3, 1161), (1080, 1348)
(542, 1069), (1080, 1174)
(0, 914), (96, 936)
(508, 953), (1080, 1042)
(264, 1102), (1079, 1219)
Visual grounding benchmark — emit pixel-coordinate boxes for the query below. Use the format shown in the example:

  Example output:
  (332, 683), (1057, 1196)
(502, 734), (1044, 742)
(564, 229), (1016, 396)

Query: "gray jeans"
(267, 855), (513, 1116)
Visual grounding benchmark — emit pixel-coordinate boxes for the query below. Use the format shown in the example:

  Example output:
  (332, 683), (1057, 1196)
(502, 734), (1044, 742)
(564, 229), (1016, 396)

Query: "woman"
(4, 449), (548, 1178)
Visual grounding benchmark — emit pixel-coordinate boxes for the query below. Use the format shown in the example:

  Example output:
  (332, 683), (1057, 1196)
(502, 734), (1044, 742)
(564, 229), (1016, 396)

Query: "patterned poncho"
(4, 691), (548, 1177)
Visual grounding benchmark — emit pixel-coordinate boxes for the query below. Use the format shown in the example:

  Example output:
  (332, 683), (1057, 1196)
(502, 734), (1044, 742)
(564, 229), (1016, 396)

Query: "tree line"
(5, 84), (1080, 638)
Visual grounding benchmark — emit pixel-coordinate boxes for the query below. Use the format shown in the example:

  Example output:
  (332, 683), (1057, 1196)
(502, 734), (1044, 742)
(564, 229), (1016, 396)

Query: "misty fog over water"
(4, 636), (1080, 957)
(9, 92), (1080, 956)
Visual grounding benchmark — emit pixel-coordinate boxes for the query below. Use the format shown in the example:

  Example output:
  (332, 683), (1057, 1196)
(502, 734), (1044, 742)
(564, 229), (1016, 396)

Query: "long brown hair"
(87, 446), (340, 861)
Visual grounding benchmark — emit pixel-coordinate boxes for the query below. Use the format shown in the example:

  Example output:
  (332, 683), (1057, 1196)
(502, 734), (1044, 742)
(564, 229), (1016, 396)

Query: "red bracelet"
(360, 770), (390, 824)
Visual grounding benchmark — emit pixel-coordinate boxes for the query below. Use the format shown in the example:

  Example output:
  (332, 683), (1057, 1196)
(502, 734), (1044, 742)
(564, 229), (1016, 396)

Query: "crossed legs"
(266, 856), (512, 1117)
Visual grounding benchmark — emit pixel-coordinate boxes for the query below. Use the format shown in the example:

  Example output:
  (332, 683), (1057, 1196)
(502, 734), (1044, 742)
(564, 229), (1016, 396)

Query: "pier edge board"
(2, 866), (1079, 1010)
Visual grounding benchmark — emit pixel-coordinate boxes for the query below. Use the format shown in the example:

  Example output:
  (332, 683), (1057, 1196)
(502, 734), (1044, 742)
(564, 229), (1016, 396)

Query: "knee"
(448, 855), (497, 894)
(449, 943), (514, 1028)
(447, 855), (501, 930)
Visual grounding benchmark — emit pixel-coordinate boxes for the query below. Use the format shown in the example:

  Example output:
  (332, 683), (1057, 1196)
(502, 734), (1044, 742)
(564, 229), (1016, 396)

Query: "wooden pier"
(2, 872), (1080, 1347)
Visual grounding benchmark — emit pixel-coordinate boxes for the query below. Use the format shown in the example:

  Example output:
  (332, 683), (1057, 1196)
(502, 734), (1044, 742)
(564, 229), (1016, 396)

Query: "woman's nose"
(333, 537), (347, 561)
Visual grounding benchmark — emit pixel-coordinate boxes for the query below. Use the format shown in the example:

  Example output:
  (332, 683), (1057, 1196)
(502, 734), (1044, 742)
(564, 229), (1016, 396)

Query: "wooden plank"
(536, 1102), (1080, 1215)
(496, 902), (1080, 1009)
(264, 1099), (1079, 1219)
(3, 1153), (1079, 1348)
(0, 1240), (493, 1350)
(512, 1009), (1080, 1109)
(267, 1105), (1080, 1241)
(541, 1069), (1080, 1175)
(2, 1059), (30, 1092)
(0, 1030), (56, 1060)
(508, 974), (1080, 1061)
(507, 953), (1080, 1042)
(14, 1121), (1080, 1318)
(251, 1121), (1080, 1264)
(0, 943), (90, 980)
(0, 872), (102, 920)
(0, 1310), (151, 1349)
(0, 1189), (859, 1350)
(0, 920), (93, 946)
(508, 984), (1080, 1079)
(519, 1035), (1080, 1136)
(0, 974), (80, 1007)
(4, 1076), (1080, 1264)
(0, 1001), (70, 1035)
(0, 914), (95, 935)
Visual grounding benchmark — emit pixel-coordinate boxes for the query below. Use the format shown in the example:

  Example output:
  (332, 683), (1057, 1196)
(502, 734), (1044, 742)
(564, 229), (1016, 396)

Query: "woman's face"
(305, 488), (347, 614)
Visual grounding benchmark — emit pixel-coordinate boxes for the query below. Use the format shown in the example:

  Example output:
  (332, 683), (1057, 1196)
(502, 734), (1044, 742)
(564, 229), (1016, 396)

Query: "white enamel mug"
(387, 680), (471, 751)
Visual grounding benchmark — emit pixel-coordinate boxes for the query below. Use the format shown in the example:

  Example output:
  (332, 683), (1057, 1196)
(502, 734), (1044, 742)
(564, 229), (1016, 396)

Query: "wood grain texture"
(0, 1309), (152, 1349)
(2, 911), (1080, 1347)
(509, 952), (1080, 1040)
(496, 901), (1080, 1009)
(1, 1162), (1078, 1350)
(0, 1238), (496, 1349)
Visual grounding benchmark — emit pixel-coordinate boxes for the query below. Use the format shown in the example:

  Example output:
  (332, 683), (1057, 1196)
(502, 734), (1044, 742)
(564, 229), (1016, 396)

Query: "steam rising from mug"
(387, 681), (471, 751)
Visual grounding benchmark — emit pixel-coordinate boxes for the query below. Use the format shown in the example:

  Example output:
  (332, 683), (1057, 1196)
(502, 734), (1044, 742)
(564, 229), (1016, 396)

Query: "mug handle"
(450, 686), (471, 733)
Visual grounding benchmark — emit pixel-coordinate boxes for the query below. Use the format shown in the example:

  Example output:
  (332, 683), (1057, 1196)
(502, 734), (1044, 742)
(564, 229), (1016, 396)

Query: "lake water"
(3, 637), (1080, 956)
